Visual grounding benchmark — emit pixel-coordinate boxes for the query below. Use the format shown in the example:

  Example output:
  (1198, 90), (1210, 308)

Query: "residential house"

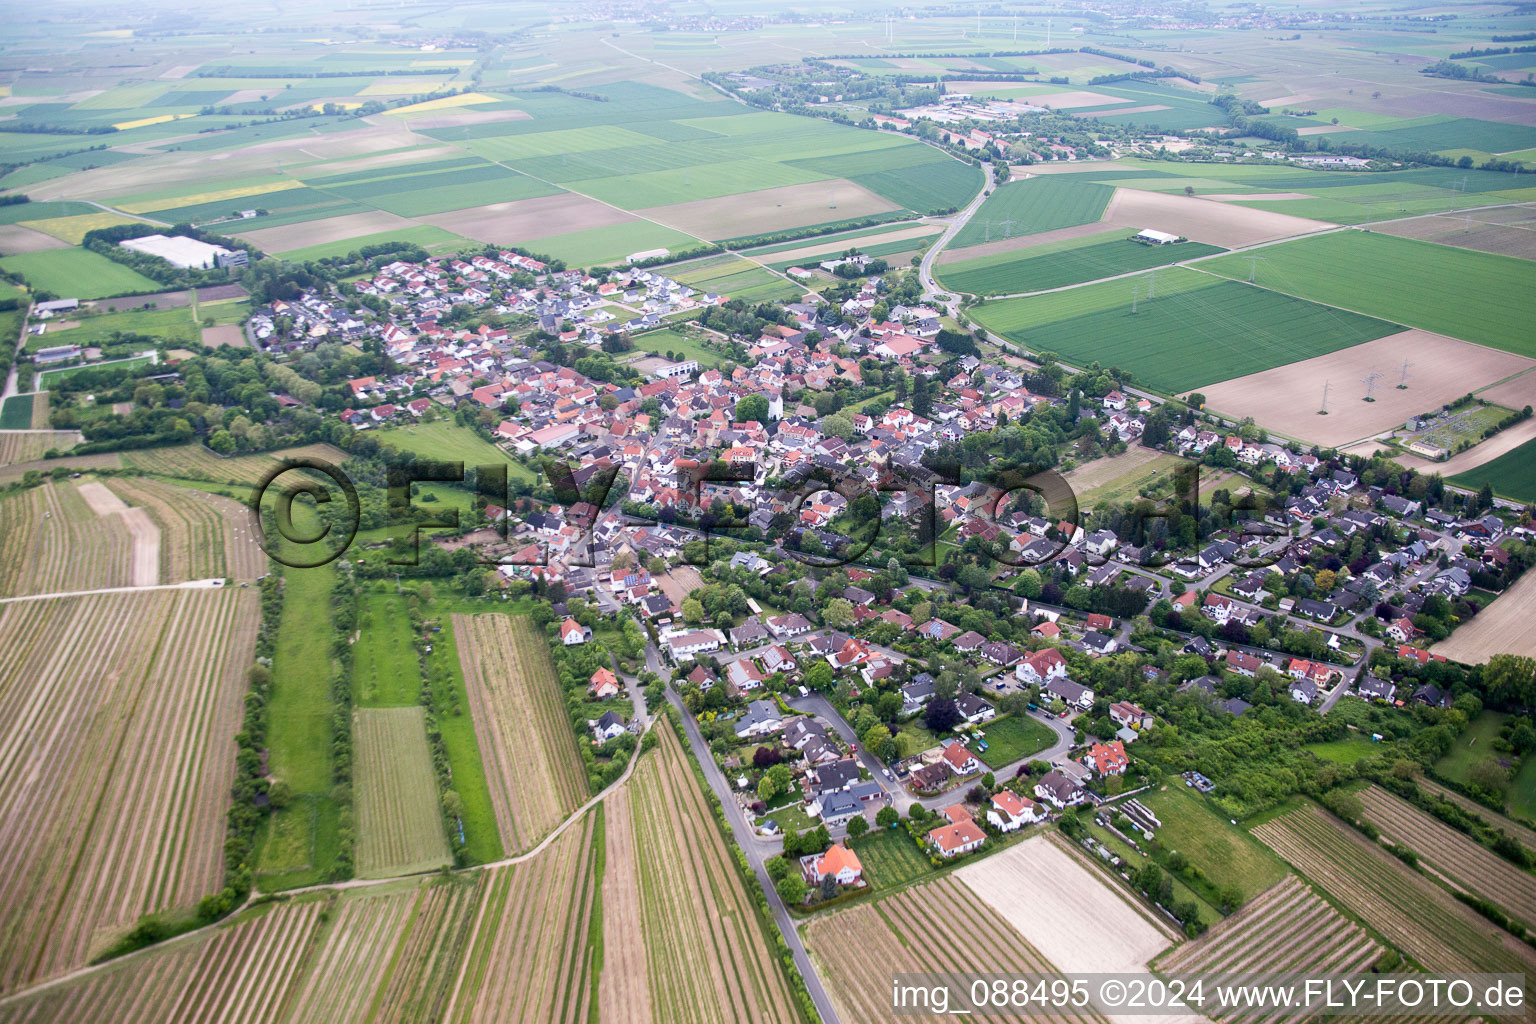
(560, 618), (591, 645)
(1033, 769), (1084, 808)
(941, 741), (980, 775)
(1016, 648), (1068, 685)
(808, 844), (863, 885)
(987, 791), (1044, 832)
(1109, 702), (1152, 731)
(1043, 677), (1094, 710)
(1083, 740), (1129, 776)
(927, 819), (987, 858)
(733, 700), (783, 739)
(591, 711), (627, 743)
(589, 667), (620, 699)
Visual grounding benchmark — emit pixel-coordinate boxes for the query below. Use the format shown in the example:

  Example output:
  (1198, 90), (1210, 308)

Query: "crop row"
(1253, 806), (1536, 978)
(1359, 786), (1536, 918)
(106, 476), (265, 581)
(453, 614), (587, 853)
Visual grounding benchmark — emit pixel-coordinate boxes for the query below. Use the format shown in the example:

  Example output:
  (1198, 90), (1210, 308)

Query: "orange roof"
(991, 791), (1028, 816)
(590, 667), (617, 688)
(942, 804), (973, 824)
(941, 742), (975, 771)
(928, 820), (986, 853)
(816, 843), (862, 878)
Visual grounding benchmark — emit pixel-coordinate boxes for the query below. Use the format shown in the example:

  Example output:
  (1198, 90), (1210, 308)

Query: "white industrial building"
(119, 234), (247, 269)
(1134, 229), (1180, 245)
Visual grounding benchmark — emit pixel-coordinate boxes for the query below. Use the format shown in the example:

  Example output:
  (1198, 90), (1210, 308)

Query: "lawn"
(0, 248), (160, 299)
(1086, 820), (1220, 926)
(1305, 736), (1384, 764)
(1433, 710), (1509, 789)
(25, 305), (201, 352)
(850, 828), (932, 890)
(1141, 784), (1290, 902)
(630, 327), (728, 368)
(1199, 231), (1536, 358)
(353, 590), (423, 707)
(425, 595), (505, 865)
(975, 714), (1055, 769)
(971, 266), (1400, 394)
(373, 419), (537, 483)
(1451, 436), (1536, 505)
(938, 232), (1224, 296)
(949, 176), (1115, 249)
(1511, 757), (1536, 825)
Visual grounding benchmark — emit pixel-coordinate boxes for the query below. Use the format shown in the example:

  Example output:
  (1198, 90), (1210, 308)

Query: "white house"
(987, 791), (1044, 831)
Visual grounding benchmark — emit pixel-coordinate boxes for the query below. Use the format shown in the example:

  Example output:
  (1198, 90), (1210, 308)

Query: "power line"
(1361, 368), (1384, 403)
(1319, 380), (1330, 416)
(1245, 255), (1265, 283)
(1397, 359), (1413, 390)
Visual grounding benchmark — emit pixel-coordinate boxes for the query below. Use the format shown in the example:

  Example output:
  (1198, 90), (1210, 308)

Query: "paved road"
(664, 685), (843, 1024)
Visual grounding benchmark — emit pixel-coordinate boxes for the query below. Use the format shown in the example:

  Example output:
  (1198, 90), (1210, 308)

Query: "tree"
(735, 394), (768, 423)
(876, 806), (899, 828)
(803, 661), (834, 693)
(1470, 755), (1511, 793)
(1014, 568), (1043, 599)
(823, 598), (855, 629)
(820, 873), (838, 900)
(924, 697), (961, 733)
(1217, 883), (1244, 914)
(862, 723), (893, 761)
(757, 775), (779, 802)
(775, 874), (809, 905)
(846, 815), (869, 839)
(823, 411), (857, 441)
(681, 598), (704, 624)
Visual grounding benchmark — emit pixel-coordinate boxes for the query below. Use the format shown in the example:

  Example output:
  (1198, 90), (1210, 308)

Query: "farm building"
(1134, 229), (1180, 245)
(119, 233), (245, 269)
(627, 248), (670, 263)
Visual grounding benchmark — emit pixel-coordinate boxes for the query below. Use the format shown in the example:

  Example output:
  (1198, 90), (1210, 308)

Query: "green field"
(629, 327), (728, 368)
(971, 266), (1400, 394)
(1305, 736), (1384, 764)
(275, 225), (472, 261)
(373, 419), (536, 483)
(425, 598), (504, 864)
(1141, 784), (1290, 902)
(0, 394), (32, 430)
(1201, 231), (1536, 358)
(668, 256), (799, 302)
(849, 828), (932, 890)
(976, 714), (1056, 768)
(938, 232), (1225, 296)
(26, 305), (202, 352)
(1433, 711), (1509, 789)
(258, 506), (342, 889)
(525, 221), (702, 268)
(36, 355), (155, 387)
(1449, 436), (1536, 504)
(354, 590), (423, 707)
(949, 177), (1114, 249)
(0, 248), (160, 299)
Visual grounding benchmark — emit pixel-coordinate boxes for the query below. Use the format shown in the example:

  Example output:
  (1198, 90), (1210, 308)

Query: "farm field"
(1201, 329), (1536, 447)
(1139, 785), (1290, 903)
(353, 707), (453, 879)
(0, 479), (144, 597)
(1252, 804), (1536, 977)
(0, 428), (78, 465)
(1356, 785), (1536, 918)
(26, 305), (202, 353)
(639, 180), (898, 241)
(522, 221), (701, 268)
(1450, 433), (1536, 505)
(0, 396), (33, 431)
(0, 896), (326, 1024)
(664, 254), (798, 302)
(353, 590), (423, 707)
(950, 176), (1115, 249)
(600, 789), (651, 1024)
(937, 231), (1224, 296)
(0, 247), (160, 299)
(1377, 206), (1536, 261)
(280, 883), (422, 1024)
(1417, 777), (1536, 850)
(104, 475), (264, 581)
(1155, 876), (1381, 1008)
(974, 714), (1056, 768)
(122, 442), (351, 490)
(970, 267), (1400, 395)
(957, 834), (1179, 976)
(1099, 188), (1334, 249)
(1201, 230), (1536, 358)
(444, 811), (599, 1023)
(804, 874), (1111, 1024)
(624, 721), (799, 1024)
(0, 587), (258, 993)
(452, 613), (588, 854)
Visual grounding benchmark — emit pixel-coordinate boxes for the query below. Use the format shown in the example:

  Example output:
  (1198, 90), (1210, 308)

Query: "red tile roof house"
(589, 667), (619, 699)
(560, 617), (590, 645)
(940, 740), (980, 775)
(804, 843), (863, 886)
(1083, 740), (1129, 776)
(987, 791), (1044, 832)
(928, 819), (986, 858)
